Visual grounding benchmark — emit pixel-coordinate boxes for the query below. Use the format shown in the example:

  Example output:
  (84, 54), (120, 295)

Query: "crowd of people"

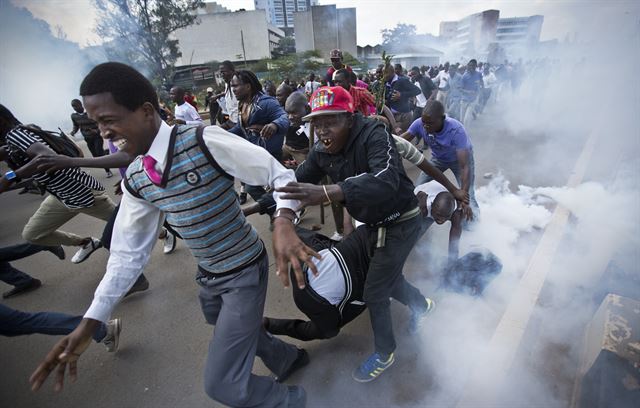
(0, 47), (530, 407)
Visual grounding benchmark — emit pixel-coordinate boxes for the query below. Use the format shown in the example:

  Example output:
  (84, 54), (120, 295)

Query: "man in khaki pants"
(0, 104), (114, 264)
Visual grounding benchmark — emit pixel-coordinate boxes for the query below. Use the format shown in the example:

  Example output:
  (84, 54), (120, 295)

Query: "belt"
(375, 207), (420, 248)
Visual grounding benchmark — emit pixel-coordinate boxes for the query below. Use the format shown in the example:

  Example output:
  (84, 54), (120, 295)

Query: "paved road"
(0, 99), (621, 408)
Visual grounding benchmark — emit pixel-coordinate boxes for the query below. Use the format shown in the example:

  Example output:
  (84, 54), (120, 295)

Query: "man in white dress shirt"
(169, 86), (203, 125)
(30, 62), (317, 408)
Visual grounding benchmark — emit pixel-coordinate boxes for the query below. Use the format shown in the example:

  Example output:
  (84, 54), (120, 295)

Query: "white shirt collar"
(146, 121), (174, 171)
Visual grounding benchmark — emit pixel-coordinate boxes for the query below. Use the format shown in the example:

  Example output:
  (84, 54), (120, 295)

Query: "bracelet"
(322, 185), (332, 204)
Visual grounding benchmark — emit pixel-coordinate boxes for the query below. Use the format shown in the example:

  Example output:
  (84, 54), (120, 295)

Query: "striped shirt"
(6, 127), (104, 209)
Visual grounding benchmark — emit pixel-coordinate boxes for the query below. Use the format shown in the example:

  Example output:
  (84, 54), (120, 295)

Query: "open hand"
(276, 182), (338, 210)
(460, 202), (474, 222)
(260, 123), (278, 140)
(30, 321), (97, 392)
(272, 217), (321, 289)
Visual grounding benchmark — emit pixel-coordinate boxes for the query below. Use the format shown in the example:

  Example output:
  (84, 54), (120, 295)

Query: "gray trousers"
(198, 252), (299, 408)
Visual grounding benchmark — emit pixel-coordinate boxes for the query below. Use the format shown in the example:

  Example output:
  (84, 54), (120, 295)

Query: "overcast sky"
(12, 0), (639, 47)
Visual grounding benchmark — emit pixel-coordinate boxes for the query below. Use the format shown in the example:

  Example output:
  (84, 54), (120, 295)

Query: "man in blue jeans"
(0, 242), (64, 298)
(0, 304), (121, 351)
(401, 100), (479, 218)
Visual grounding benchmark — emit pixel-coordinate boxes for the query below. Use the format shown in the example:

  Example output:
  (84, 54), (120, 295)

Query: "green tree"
(94, 0), (204, 87)
(272, 36), (296, 58)
(381, 23), (417, 48)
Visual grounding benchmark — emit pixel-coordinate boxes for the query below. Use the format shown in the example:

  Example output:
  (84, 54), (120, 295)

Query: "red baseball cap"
(303, 86), (355, 121)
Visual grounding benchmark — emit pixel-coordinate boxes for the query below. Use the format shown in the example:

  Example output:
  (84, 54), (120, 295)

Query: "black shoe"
(47, 245), (65, 260)
(239, 192), (248, 204)
(276, 348), (309, 383)
(3, 279), (42, 299)
(286, 385), (307, 408)
(124, 275), (150, 298)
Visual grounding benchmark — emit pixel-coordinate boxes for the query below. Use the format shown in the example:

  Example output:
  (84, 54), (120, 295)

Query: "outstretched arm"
(34, 150), (133, 174)
(30, 188), (163, 392)
(448, 210), (463, 263)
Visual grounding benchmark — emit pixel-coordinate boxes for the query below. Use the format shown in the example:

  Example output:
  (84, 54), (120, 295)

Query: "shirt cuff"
(84, 299), (113, 324)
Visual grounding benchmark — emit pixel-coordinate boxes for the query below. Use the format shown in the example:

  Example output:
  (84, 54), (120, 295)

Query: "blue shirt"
(461, 70), (483, 102)
(408, 116), (472, 162)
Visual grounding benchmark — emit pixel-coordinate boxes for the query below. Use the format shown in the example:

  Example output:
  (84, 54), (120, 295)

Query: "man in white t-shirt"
(169, 86), (203, 125)
(433, 63), (451, 106)
(304, 73), (320, 97)
(414, 180), (463, 263)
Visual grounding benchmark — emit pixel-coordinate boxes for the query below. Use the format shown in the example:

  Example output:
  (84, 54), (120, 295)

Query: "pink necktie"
(143, 155), (162, 186)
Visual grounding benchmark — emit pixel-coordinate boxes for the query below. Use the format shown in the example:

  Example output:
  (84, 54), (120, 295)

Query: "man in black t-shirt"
(282, 92), (311, 166)
(70, 99), (112, 177)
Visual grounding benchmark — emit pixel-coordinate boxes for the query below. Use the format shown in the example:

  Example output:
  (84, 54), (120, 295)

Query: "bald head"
(432, 192), (456, 224)
(276, 83), (292, 107)
(285, 92), (308, 112)
(423, 100), (445, 118)
(421, 100), (446, 134)
(170, 86), (185, 104)
(285, 92), (310, 127)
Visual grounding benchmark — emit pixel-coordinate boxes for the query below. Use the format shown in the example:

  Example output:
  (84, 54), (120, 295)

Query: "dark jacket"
(296, 113), (418, 226)
(385, 76), (421, 113)
(414, 74), (437, 101)
(229, 93), (289, 158)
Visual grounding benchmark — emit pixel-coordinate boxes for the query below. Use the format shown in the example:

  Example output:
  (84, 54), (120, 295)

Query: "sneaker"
(295, 208), (307, 226)
(408, 297), (436, 334)
(352, 352), (395, 383)
(124, 274), (150, 298)
(71, 238), (102, 264)
(2, 278), (42, 299)
(102, 318), (121, 352)
(47, 245), (65, 260)
(163, 231), (176, 254)
(275, 348), (309, 383)
(106, 170), (114, 178)
(239, 192), (248, 205)
(285, 385), (307, 408)
(329, 231), (343, 242)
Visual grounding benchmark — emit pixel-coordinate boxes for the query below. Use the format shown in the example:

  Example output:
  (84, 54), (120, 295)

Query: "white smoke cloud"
(410, 5), (640, 406)
(0, 3), (97, 131)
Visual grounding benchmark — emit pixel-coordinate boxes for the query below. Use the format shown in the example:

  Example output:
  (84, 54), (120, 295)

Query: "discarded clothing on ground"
(441, 250), (502, 296)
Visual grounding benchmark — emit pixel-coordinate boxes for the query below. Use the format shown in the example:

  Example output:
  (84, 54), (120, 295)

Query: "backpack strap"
(194, 125), (234, 181)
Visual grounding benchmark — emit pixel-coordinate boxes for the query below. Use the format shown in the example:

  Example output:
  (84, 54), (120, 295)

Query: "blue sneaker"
(408, 297), (436, 334)
(352, 352), (395, 383)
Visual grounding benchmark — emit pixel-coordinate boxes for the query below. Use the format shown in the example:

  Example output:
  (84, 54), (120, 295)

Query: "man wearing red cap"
(325, 49), (352, 86)
(277, 86), (430, 383)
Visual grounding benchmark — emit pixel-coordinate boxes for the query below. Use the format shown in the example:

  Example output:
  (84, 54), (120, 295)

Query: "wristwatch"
(4, 170), (17, 181)
(273, 209), (300, 225)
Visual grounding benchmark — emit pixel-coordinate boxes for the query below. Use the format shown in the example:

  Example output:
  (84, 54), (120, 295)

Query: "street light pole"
(241, 29), (248, 68)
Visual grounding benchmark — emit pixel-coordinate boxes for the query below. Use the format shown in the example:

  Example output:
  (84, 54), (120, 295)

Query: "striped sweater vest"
(125, 125), (263, 274)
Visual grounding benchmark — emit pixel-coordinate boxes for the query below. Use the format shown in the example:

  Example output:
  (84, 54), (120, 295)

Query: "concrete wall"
(293, 5), (356, 61)
(294, 9), (314, 52)
(175, 10), (283, 64)
(337, 8), (357, 58)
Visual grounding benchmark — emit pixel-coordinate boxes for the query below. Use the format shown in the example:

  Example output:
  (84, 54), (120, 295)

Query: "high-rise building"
(255, 0), (318, 31)
(174, 8), (284, 65)
(294, 4), (357, 61)
(495, 15), (544, 47)
(440, 10), (544, 58)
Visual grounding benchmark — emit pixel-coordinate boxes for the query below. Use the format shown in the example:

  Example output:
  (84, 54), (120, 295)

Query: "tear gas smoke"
(408, 5), (640, 407)
(0, 3), (97, 132)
